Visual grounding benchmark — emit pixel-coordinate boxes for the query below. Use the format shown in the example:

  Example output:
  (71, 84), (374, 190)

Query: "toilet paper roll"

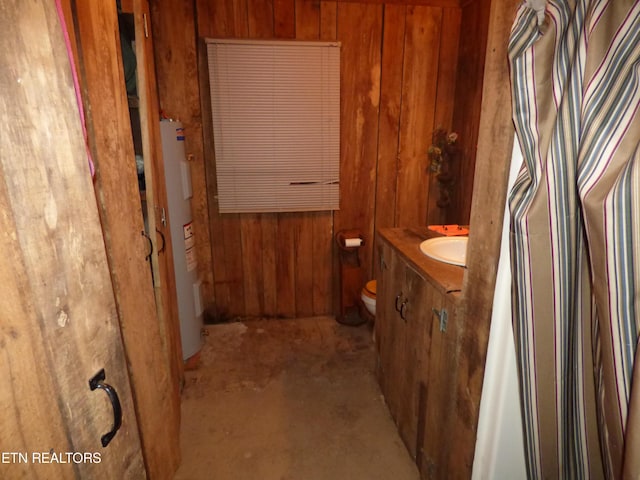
(344, 238), (363, 247)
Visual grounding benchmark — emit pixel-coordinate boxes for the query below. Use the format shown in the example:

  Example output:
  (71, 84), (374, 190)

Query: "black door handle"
(89, 369), (122, 447)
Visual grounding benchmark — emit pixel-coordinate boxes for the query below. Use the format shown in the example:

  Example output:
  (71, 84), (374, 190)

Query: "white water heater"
(159, 120), (203, 360)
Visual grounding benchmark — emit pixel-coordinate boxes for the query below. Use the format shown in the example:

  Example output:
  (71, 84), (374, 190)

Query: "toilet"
(361, 280), (377, 317)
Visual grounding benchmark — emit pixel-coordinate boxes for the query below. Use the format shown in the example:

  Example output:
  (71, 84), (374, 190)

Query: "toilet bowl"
(361, 280), (377, 316)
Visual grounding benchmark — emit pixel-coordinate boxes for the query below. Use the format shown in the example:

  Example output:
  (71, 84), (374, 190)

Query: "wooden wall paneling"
(151, 0), (215, 306)
(248, 0), (275, 37)
(432, 8), (461, 145)
(294, 0), (321, 317)
(241, 214), (264, 316)
(274, 0), (296, 37)
(195, 0), (213, 36)
(197, 0), (247, 317)
(320, 1), (337, 38)
(449, 0), (491, 224)
(374, 3), (406, 264)
(455, 0), (517, 474)
(218, 215), (247, 316)
(226, 0), (253, 318)
(206, 0), (248, 37)
(292, 0), (319, 317)
(1, 1), (146, 476)
(217, 184), (246, 310)
(270, 0), (298, 318)
(312, 212), (334, 314)
(190, 0), (474, 318)
(198, 63), (235, 316)
(312, 1), (338, 315)
(334, 2), (383, 286)
(246, 2), (279, 317)
(296, 0), (320, 36)
(276, 213), (298, 317)
(395, 6), (442, 227)
(71, 0), (181, 476)
(426, 6), (461, 225)
(261, 214), (279, 316)
(296, 215), (315, 316)
(231, 0), (250, 33)
(242, 0), (278, 317)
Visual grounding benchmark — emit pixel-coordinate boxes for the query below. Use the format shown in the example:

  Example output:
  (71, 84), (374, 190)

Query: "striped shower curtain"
(508, 0), (640, 478)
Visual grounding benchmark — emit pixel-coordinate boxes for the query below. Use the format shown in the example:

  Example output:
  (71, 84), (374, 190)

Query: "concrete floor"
(174, 316), (420, 480)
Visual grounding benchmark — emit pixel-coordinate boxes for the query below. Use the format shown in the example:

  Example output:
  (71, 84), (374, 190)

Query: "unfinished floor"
(174, 316), (420, 480)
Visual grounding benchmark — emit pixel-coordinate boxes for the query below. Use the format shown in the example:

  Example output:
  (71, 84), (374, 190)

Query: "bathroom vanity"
(375, 227), (465, 477)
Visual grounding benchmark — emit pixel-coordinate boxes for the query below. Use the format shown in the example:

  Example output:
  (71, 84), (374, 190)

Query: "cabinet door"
(375, 243), (434, 460)
(0, 2), (145, 477)
(375, 241), (402, 412)
(393, 263), (431, 460)
(417, 293), (457, 478)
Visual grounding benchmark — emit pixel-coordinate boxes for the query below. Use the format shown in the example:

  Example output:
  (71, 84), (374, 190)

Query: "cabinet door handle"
(400, 300), (408, 321)
(395, 293), (403, 312)
(89, 369), (122, 447)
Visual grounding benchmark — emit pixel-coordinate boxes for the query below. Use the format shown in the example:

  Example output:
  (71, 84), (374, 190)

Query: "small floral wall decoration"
(428, 127), (460, 208)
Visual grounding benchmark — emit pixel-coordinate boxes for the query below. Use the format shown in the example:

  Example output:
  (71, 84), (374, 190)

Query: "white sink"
(419, 236), (468, 267)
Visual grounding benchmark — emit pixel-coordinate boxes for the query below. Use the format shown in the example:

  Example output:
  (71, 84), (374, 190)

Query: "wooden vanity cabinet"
(374, 228), (464, 477)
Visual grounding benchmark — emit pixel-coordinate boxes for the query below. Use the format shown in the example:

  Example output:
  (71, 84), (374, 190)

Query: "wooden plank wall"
(152, 0), (467, 318)
(453, 0), (518, 474)
(449, 0), (492, 224)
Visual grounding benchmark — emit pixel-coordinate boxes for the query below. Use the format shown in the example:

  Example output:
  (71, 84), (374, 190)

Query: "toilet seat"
(362, 280), (376, 299)
(361, 280), (377, 318)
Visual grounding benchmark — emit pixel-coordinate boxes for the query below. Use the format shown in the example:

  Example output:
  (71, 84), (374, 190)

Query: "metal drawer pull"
(89, 369), (122, 447)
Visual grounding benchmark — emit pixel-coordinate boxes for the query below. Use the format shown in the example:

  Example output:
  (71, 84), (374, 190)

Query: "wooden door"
(124, 0), (184, 372)
(0, 1), (145, 478)
(61, 0), (182, 477)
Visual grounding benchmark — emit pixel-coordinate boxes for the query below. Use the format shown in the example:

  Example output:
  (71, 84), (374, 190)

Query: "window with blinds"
(206, 39), (341, 213)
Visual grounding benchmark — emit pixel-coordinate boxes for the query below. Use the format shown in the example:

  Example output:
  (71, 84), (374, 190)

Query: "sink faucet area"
(419, 236), (469, 267)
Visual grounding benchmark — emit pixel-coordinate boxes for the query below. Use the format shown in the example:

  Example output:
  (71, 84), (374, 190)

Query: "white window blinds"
(206, 39), (341, 213)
